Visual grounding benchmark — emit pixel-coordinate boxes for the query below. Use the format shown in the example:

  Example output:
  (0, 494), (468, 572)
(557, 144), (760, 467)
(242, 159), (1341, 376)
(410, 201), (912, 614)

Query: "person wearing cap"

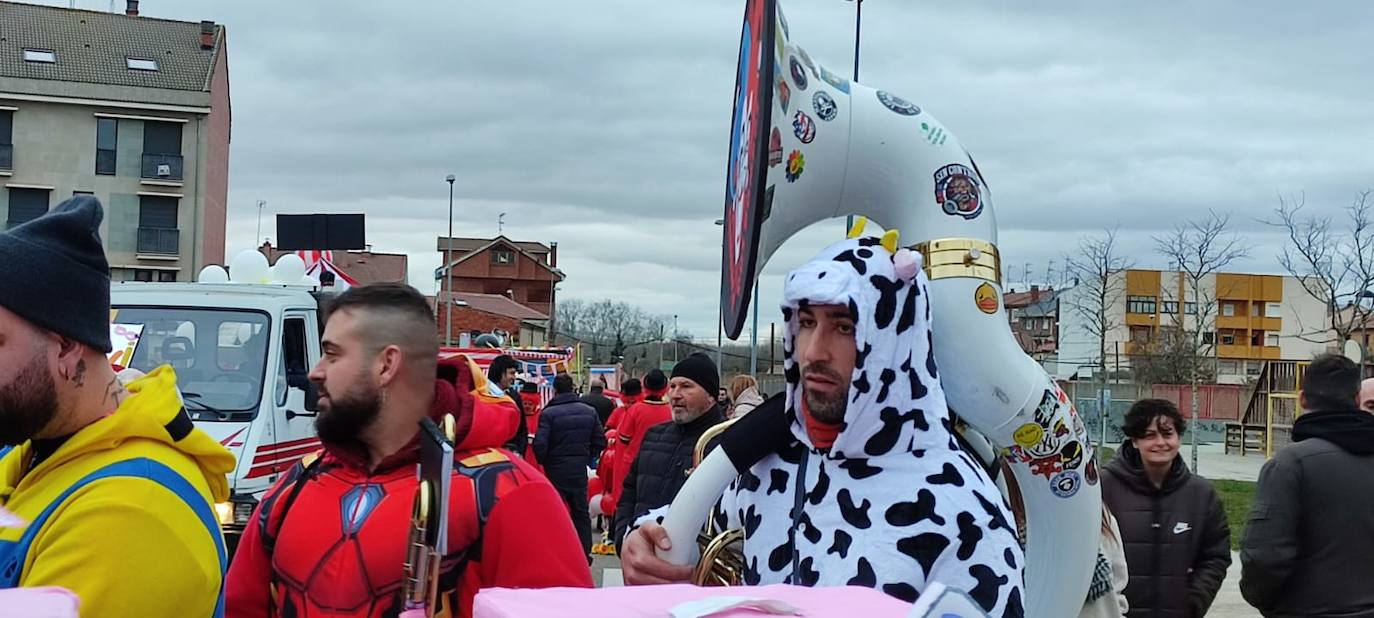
(0, 196), (235, 616)
(612, 354), (726, 552)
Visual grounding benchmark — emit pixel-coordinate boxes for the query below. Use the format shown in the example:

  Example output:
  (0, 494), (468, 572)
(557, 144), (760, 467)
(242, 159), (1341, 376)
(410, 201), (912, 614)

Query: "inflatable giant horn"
(678, 0), (1101, 615)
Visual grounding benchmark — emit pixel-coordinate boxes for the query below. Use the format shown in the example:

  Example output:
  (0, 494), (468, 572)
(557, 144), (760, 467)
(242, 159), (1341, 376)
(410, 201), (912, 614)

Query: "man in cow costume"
(622, 234), (1025, 617)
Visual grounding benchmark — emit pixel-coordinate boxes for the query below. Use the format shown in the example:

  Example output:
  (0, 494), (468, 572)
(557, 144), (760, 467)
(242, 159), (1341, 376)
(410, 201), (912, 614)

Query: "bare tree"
(554, 299), (667, 373)
(1153, 210), (1248, 471)
(1262, 191), (1374, 347)
(1063, 227), (1133, 450)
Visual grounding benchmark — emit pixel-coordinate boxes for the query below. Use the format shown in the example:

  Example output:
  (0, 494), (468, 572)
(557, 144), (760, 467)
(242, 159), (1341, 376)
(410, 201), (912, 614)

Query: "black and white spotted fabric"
(639, 237), (1024, 615)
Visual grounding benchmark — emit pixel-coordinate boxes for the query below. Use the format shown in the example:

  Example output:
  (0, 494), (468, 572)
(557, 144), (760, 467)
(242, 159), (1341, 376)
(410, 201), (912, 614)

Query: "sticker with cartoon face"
(785, 150), (804, 183)
(1051, 470), (1082, 498)
(934, 163), (984, 220)
(975, 282), (998, 314)
(789, 56), (808, 91)
(813, 91), (837, 121)
(876, 90), (921, 116)
(1013, 423), (1044, 448)
(818, 65), (850, 94)
(1060, 441), (1084, 470)
(792, 110), (816, 144)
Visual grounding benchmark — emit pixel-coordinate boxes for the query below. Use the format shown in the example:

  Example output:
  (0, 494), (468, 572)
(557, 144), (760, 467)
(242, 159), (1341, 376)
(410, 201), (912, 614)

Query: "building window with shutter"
(0, 110), (12, 171)
(96, 118), (117, 175)
(141, 121), (183, 180)
(5, 188), (49, 229)
(137, 195), (179, 255)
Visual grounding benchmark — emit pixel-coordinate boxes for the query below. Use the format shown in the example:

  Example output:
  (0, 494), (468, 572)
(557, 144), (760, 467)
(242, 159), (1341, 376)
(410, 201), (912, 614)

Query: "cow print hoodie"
(640, 237), (1025, 616)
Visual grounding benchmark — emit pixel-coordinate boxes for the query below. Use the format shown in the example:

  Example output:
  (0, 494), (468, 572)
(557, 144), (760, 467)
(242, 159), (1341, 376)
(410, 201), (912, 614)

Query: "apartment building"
(1058, 269), (1329, 384)
(0, 1), (230, 281)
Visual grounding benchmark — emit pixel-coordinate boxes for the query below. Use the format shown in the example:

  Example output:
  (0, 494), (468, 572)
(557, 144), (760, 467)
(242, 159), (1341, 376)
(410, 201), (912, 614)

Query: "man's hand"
(620, 522), (694, 585)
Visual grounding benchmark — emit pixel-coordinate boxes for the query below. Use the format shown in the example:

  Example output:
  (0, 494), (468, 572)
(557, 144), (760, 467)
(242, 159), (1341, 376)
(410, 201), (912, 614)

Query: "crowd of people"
(1, 198), (1373, 618)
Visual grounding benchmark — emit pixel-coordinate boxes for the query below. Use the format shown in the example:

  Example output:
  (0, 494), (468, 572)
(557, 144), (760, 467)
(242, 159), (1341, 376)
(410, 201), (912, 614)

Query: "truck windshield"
(111, 306), (271, 422)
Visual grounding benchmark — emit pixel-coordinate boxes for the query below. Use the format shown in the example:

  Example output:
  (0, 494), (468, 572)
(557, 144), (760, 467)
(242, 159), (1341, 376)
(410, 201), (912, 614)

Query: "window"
(126, 57), (159, 71)
(0, 110), (12, 171)
(1220, 332), (1235, 345)
(277, 318), (309, 406)
(73, 190), (93, 196)
(1130, 326), (1152, 343)
(492, 249), (515, 265)
(1218, 360), (1238, 375)
(1251, 302), (1262, 317)
(1266, 333), (1280, 347)
(1203, 331), (1215, 344)
(1246, 362), (1263, 376)
(22, 49), (55, 63)
(1185, 301), (1198, 315)
(1222, 303), (1236, 317)
(6, 188), (49, 228)
(1127, 296), (1156, 314)
(1266, 303), (1282, 318)
(1162, 301), (1178, 314)
(96, 117), (117, 175)
(142, 121), (183, 180)
(137, 195), (179, 255)
(1251, 331), (1264, 347)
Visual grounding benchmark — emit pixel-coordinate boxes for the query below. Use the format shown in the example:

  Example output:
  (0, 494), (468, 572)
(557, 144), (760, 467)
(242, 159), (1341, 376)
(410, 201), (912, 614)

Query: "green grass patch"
(1213, 479), (1257, 550)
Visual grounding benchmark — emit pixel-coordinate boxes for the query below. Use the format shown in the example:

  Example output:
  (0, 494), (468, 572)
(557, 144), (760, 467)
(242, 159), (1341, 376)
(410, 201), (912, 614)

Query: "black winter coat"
(1101, 442), (1231, 618)
(581, 391), (616, 427)
(533, 393), (606, 482)
(612, 405), (726, 551)
(502, 387), (528, 455)
(1240, 407), (1374, 618)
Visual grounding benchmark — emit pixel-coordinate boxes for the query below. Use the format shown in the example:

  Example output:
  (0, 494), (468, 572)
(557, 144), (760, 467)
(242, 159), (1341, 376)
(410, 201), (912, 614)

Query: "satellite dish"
(1344, 339), (1364, 363)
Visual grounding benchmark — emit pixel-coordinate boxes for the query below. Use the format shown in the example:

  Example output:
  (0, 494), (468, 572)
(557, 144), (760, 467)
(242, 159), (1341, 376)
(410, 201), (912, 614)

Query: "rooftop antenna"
(498, 212), (506, 235)
(255, 200), (266, 246)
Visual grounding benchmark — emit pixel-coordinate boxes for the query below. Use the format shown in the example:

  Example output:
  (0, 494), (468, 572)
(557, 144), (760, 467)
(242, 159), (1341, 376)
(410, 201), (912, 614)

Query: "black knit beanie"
(0, 195), (112, 352)
(672, 352), (719, 397)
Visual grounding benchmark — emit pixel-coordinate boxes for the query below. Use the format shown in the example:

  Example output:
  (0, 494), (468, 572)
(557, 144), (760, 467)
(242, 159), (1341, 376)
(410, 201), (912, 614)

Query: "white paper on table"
(669, 596), (805, 618)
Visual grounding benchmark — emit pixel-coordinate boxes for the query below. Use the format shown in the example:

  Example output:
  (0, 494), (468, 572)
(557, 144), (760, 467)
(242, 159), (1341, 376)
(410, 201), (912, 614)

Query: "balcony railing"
(137, 227), (180, 255)
(0, 143), (12, 171)
(141, 153), (183, 181)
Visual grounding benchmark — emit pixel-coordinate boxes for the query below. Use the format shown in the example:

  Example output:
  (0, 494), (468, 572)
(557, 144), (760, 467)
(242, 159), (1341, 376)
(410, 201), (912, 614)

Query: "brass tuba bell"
(688, 416), (748, 586)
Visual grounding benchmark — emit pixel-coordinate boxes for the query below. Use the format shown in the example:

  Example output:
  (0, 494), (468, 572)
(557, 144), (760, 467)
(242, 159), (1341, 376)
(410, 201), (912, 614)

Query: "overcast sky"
(43, 0), (1374, 341)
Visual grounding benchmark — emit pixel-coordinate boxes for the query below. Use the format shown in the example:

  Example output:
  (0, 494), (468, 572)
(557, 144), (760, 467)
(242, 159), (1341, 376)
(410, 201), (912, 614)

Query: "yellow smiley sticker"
(1013, 423), (1045, 448)
(975, 282), (999, 314)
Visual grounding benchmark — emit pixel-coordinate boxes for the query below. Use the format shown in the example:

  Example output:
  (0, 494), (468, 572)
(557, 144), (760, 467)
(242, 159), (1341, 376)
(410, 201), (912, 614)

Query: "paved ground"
(1191, 443), (1267, 482)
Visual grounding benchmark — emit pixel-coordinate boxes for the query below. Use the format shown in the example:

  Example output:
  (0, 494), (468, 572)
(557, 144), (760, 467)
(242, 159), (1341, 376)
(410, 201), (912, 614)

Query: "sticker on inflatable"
(1051, 470), (1082, 498)
(1030, 454), (1063, 479)
(921, 121), (947, 145)
(1060, 441), (1084, 470)
(792, 110), (816, 144)
(935, 163), (984, 220)
(768, 128), (783, 167)
(108, 323), (144, 368)
(776, 77), (791, 113)
(876, 90), (921, 116)
(789, 56), (808, 90)
(1012, 423), (1044, 448)
(785, 150), (805, 183)
(813, 91), (837, 121)
(1085, 459), (1100, 486)
(975, 283), (998, 314)
(1034, 389), (1058, 428)
(818, 65), (850, 94)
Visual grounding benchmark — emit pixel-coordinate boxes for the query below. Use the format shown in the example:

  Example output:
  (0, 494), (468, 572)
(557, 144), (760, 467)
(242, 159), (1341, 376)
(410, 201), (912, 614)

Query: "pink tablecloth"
(473, 584), (912, 617)
(0, 587), (80, 617)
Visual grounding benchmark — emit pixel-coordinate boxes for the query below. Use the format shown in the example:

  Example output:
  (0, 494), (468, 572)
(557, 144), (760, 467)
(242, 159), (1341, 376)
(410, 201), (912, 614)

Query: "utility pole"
(673, 314), (680, 363)
(255, 200), (266, 246)
(658, 323), (665, 368)
(444, 175), (456, 347)
(844, 0), (862, 236)
(750, 284), (760, 376)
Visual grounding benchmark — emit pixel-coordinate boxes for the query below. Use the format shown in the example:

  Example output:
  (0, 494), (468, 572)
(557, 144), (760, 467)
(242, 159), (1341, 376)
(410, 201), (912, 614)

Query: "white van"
(111, 282), (327, 555)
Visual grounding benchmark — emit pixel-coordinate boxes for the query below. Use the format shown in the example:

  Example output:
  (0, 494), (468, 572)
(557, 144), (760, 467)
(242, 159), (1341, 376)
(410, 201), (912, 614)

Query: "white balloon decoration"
(271, 254), (307, 284)
(228, 250), (270, 284)
(197, 265), (229, 283)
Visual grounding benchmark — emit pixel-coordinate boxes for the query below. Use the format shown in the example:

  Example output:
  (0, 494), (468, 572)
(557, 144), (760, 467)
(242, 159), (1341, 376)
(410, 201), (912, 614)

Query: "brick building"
(435, 235), (563, 318)
(1004, 285), (1060, 360)
(431, 291), (549, 348)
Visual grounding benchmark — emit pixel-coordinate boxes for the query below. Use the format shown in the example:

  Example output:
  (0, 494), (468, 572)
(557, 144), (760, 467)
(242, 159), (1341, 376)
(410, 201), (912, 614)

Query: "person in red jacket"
(612, 371), (671, 510)
(225, 283), (590, 618)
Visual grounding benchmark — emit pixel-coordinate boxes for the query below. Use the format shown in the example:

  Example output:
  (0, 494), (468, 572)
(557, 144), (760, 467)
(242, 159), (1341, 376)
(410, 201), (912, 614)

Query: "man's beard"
(802, 363), (847, 424)
(672, 404), (707, 425)
(0, 357), (59, 446)
(314, 377), (381, 452)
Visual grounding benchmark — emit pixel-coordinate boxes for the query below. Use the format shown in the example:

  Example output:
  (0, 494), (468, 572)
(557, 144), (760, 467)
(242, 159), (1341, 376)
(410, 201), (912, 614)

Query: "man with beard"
(0, 196), (235, 616)
(621, 237), (1024, 616)
(225, 283), (590, 617)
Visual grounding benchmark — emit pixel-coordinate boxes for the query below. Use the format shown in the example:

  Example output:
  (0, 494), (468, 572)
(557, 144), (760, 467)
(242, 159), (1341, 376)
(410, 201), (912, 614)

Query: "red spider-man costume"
(225, 360), (592, 617)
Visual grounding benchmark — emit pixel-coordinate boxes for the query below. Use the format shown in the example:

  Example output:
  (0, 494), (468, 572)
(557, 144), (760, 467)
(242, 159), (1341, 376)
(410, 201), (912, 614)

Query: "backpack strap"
(259, 451), (323, 557)
(0, 457), (227, 618)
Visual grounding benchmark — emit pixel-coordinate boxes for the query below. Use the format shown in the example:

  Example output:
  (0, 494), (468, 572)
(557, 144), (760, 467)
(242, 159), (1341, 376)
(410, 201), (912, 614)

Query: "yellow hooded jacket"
(0, 366), (235, 617)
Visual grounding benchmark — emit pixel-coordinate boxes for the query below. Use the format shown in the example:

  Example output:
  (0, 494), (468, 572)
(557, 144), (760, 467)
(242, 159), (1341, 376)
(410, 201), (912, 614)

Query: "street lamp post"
(714, 219), (725, 374)
(844, 0), (862, 235)
(445, 174), (456, 346)
(673, 314), (680, 363)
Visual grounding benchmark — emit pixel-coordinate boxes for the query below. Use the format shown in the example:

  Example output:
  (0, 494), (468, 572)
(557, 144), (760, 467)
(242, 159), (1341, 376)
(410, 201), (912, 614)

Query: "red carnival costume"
(225, 361), (591, 618)
(610, 389), (671, 508)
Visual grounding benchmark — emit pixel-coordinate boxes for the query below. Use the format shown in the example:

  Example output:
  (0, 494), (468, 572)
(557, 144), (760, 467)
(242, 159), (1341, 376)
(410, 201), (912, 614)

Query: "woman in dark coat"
(1100, 399), (1231, 618)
